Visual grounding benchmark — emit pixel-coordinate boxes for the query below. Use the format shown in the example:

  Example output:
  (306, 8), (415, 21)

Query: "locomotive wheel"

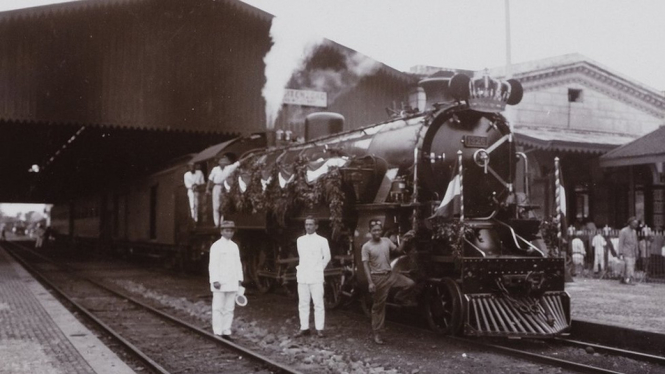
(424, 277), (464, 335)
(323, 273), (345, 310)
(251, 245), (275, 294)
(281, 281), (298, 298)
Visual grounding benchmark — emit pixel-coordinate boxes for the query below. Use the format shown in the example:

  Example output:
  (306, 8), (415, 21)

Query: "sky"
(239, 0), (665, 92)
(0, 0), (663, 92)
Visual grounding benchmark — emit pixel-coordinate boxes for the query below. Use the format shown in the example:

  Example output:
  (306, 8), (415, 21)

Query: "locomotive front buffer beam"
(424, 257), (571, 338)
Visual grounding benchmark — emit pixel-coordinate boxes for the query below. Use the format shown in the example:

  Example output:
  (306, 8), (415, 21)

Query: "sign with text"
(283, 89), (327, 108)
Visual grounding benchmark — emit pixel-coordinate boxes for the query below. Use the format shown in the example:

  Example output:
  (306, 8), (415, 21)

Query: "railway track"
(3, 241), (301, 374)
(8, 241), (664, 374)
(350, 300), (665, 374)
(455, 336), (664, 374)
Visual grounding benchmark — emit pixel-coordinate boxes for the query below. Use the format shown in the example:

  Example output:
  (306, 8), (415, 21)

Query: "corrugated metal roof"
(190, 139), (237, 164)
(599, 125), (665, 167)
(514, 126), (635, 154)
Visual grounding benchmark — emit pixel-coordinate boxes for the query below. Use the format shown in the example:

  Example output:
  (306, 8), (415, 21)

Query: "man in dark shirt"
(618, 217), (639, 284)
(362, 220), (415, 345)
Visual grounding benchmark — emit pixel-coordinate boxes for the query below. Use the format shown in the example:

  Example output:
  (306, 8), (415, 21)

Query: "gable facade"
(490, 54), (665, 229)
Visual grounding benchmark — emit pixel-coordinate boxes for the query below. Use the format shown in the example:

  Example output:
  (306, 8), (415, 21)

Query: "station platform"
(566, 276), (665, 335)
(0, 245), (135, 374)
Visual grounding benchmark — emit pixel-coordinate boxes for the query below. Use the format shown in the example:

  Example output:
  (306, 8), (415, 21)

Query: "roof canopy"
(514, 127), (634, 154)
(599, 126), (665, 167)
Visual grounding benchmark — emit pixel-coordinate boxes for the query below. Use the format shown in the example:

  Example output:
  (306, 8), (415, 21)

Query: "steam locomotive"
(51, 72), (570, 338)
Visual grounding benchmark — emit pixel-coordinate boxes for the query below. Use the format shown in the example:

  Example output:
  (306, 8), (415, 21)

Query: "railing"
(565, 228), (665, 284)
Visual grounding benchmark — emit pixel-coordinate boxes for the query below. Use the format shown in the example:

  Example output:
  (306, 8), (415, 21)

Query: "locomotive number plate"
(463, 135), (488, 148)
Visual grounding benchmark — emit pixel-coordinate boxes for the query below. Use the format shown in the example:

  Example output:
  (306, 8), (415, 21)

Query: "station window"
(575, 184), (590, 221)
(568, 88), (584, 103)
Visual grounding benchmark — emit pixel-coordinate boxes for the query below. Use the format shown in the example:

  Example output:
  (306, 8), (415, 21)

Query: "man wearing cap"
(618, 217), (639, 284)
(184, 162), (205, 222)
(206, 154), (239, 227)
(294, 216), (331, 338)
(362, 220), (416, 345)
(209, 221), (244, 339)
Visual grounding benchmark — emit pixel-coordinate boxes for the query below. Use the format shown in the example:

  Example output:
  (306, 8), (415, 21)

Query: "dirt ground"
(565, 276), (665, 334)
(51, 251), (663, 374)
(92, 263), (579, 374)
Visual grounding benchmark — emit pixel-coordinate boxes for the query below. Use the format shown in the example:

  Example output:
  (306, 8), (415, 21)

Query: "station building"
(487, 54), (665, 229)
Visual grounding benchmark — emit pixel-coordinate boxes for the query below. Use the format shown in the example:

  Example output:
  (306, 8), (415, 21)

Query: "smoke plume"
(262, 16), (322, 130)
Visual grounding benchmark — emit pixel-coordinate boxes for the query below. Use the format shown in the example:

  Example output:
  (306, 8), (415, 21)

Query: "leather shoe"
(294, 329), (311, 338)
(221, 335), (233, 341)
(373, 334), (384, 345)
(316, 330), (324, 338)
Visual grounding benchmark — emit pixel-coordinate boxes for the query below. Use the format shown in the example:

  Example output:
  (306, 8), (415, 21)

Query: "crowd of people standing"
(569, 217), (664, 284)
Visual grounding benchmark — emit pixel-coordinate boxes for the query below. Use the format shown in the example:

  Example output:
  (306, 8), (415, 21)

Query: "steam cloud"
(262, 16), (322, 130)
(261, 16), (382, 130)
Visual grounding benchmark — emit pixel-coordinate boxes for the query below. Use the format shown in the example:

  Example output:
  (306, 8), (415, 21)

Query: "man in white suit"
(294, 216), (331, 338)
(183, 162), (205, 222)
(209, 221), (243, 340)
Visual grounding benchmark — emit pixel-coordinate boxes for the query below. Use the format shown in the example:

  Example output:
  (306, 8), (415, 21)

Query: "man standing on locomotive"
(294, 216), (331, 338)
(184, 162), (205, 222)
(206, 154), (239, 227)
(362, 220), (416, 345)
(618, 217), (639, 284)
(209, 221), (244, 340)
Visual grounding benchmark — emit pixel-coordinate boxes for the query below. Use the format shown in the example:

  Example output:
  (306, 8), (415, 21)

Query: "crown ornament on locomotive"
(448, 69), (524, 112)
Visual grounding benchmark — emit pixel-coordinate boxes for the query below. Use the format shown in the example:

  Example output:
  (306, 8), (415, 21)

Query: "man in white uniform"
(571, 233), (586, 276)
(294, 216), (331, 338)
(206, 154), (239, 227)
(208, 221), (244, 340)
(183, 162), (205, 222)
(591, 230), (607, 275)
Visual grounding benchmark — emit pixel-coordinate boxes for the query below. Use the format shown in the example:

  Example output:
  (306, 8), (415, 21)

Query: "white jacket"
(296, 233), (331, 284)
(209, 237), (243, 292)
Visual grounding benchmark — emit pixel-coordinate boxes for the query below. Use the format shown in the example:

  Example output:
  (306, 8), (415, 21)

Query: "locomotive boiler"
(219, 71), (571, 338)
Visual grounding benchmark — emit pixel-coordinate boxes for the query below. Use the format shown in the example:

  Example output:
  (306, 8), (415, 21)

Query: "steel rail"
(338, 304), (652, 374)
(5, 242), (302, 374)
(2, 242), (170, 374)
(449, 337), (624, 374)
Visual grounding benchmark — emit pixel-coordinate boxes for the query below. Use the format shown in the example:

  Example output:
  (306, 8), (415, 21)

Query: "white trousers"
(212, 291), (237, 335)
(298, 283), (325, 331)
(212, 185), (223, 227)
(187, 189), (199, 222)
(593, 249), (605, 271)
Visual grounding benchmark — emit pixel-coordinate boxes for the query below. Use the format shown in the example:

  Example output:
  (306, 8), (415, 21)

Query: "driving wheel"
(423, 277), (464, 335)
(251, 244), (275, 294)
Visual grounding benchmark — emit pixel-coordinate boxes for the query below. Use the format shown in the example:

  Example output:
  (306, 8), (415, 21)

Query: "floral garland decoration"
(539, 215), (562, 258)
(430, 217), (473, 258)
(219, 154), (346, 234)
(241, 157), (266, 214)
(314, 165), (344, 235)
(219, 173), (237, 216)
